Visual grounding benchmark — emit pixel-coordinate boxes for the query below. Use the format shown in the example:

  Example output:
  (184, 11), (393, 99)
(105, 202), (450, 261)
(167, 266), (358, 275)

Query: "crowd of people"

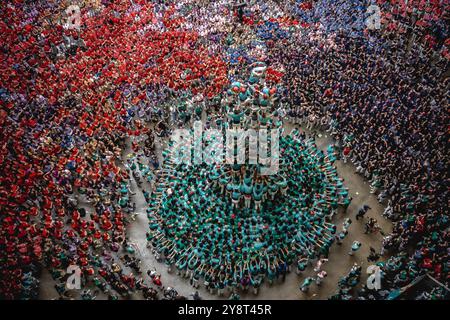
(0, 0), (448, 300)
(268, 0), (449, 299)
(146, 63), (349, 295)
(0, 0), (228, 300)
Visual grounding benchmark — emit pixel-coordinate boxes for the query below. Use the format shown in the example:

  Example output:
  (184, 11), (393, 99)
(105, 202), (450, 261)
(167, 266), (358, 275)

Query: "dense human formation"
(146, 64), (349, 294)
(0, 0), (448, 300)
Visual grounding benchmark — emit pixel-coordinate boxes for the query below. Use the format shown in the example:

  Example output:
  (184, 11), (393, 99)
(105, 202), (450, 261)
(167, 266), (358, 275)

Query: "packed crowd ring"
(146, 132), (348, 291)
